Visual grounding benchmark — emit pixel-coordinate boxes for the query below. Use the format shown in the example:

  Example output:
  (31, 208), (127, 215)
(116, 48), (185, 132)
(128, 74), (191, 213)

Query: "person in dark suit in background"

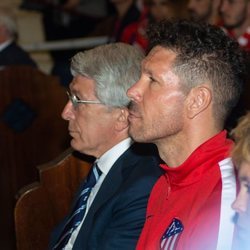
(0, 7), (37, 68)
(49, 42), (162, 250)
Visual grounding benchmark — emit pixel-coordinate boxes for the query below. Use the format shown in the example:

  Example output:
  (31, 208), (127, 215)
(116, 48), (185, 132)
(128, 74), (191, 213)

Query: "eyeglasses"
(66, 91), (101, 108)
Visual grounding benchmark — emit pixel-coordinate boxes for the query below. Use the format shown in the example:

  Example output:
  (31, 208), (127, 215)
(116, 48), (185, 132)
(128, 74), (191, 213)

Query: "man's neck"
(156, 124), (221, 168)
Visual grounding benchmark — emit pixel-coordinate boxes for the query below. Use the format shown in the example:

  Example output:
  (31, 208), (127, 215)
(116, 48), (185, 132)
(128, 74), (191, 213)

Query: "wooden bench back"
(14, 148), (92, 250)
(0, 65), (69, 249)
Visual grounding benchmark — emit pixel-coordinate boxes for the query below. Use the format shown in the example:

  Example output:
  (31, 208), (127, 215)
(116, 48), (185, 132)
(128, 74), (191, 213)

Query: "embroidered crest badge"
(160, 218), (184, 250)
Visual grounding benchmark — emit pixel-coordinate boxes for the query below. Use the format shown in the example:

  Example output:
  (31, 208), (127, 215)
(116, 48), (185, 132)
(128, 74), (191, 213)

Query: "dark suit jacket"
(49, 143), (162, 250)
(0, 42), (37, 67)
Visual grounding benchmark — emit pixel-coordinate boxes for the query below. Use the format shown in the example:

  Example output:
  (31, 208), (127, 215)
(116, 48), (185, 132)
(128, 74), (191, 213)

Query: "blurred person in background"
(61, 0), (108, 19)
(230, 112), (250, 250)
(220, 0), (250, 52)
(220, 0), (250, 130)
(39, 0), (109, 86)
(187, 0), (222, 25)
(0, 7), (37, 68)
(92, 0), (142, 43)
(121, 0), (187, 53)
(147, 0), (187, 23)
(109, 0), (141, 42)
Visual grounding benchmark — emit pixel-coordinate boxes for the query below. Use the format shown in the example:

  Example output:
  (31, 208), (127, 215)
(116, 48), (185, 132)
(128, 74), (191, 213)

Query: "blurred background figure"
(220, 0), (250, 52)
(39, 0), (109, 86)
(41, 0), (108, 43)
(230, 112), (250, 250)
(109, 0), (141, 42)
(121, 0), (187, 53)
(187, 0), (222, 25)
(92, 0), (142, 42)
(40, 0), (141, 86)
(147, 0), (186, 22)
(0, 7), (37, 68)
(220, 0), (250, 130)
(60, 0), (107, 19)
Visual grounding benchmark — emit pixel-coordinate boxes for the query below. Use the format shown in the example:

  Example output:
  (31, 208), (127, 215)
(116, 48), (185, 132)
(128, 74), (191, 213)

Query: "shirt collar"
(0, 39), (13, 52)
(160, 130), (233, 187)
(95, 137), (133, 175)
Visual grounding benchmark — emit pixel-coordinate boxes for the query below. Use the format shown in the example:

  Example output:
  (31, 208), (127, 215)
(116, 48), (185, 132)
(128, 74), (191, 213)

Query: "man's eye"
(149, 77), (155, 83)
(73, 94), (81, 101)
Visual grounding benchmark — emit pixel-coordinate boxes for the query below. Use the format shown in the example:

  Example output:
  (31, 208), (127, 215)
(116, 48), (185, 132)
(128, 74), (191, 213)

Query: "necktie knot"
(84, 163), (102, 187)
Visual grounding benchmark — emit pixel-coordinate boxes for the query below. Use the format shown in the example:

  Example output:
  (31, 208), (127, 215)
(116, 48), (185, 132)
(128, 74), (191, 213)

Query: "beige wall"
(16, 10), (53, 73)
(0, 0), (20, 8)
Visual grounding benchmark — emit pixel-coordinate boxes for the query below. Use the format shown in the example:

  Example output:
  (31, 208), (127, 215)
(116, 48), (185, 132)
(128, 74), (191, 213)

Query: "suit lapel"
(74, 146), (138, 248)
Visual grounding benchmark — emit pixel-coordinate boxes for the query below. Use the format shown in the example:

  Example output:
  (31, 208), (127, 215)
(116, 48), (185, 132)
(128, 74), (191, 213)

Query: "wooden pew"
(0, 66), (69, 249)
(14, 148), (92, 250)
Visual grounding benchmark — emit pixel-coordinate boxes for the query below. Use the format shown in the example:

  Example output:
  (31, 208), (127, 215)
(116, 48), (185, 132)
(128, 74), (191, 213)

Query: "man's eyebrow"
(141, 61), (153, 76)
(143, 68), (153, 75)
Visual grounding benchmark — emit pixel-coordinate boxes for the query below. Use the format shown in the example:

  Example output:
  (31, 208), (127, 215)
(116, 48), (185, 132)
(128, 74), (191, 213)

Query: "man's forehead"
(69, 75), (95, 89)
(142, 47), (176, 68)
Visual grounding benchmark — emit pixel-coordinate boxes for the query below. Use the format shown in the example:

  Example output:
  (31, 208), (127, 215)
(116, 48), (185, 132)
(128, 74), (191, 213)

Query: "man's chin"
(70, 139), (79, 150)
(129, 128), (145, 143)
(223, 18), (243, 30)
(223, 23), (235, 29)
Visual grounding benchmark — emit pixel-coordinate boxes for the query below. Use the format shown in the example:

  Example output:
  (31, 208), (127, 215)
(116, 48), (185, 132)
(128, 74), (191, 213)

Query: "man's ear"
(185, 85), (212, 119)
(115, 108), (129, 131)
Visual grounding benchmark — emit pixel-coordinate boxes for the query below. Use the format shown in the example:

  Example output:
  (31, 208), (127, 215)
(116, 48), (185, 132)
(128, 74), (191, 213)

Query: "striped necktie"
(53, 163), (102, 249)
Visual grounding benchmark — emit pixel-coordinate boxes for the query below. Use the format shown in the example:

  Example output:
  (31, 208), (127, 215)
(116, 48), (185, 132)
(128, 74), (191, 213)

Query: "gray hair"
(70, 43), (144, 108)
(0, 8), (17, 39)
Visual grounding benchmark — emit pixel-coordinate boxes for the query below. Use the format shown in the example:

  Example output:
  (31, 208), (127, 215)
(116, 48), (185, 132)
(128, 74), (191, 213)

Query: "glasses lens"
(67, 91), (77, 107)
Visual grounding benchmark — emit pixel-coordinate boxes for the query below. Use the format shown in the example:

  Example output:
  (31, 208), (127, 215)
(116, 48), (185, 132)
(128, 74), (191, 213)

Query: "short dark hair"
(146, 19), (246, 126)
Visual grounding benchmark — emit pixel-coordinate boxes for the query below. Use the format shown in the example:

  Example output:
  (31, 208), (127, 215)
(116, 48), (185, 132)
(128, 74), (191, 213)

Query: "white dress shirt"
(0, 39), (12, 52)
(0, 39), (13, 70)
(65, 138), (133, 249)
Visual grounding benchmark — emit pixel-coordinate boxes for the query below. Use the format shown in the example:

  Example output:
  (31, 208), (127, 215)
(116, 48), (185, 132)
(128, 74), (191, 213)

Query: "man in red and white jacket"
(127, 19), (246, 250)
(136, 131), (236, 250)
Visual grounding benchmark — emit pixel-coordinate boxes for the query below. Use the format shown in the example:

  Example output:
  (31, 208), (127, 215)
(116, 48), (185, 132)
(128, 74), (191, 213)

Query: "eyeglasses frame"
(66, 91), (102, 108)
